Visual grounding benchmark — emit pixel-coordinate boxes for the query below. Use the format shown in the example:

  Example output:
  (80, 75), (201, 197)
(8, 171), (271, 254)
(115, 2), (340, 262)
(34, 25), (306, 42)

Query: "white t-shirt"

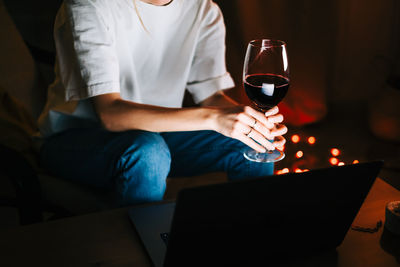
(38, 0), (234, 137)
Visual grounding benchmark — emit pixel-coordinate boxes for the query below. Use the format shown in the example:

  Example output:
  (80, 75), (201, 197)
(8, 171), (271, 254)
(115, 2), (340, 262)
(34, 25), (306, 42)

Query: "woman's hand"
(212, 105), (287, 153)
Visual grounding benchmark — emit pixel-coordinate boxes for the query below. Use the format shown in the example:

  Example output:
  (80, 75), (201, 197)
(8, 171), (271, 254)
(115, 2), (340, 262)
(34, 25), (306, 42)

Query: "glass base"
(243, 149), (285, 163)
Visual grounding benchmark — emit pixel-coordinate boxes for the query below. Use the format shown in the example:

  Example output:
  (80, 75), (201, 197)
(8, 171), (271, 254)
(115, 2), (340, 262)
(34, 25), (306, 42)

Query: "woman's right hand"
(212, 105), (287, 153)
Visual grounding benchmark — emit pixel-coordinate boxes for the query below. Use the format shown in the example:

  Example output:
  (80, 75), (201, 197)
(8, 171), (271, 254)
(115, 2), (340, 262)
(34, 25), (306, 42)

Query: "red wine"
(244, 74), (289, 110)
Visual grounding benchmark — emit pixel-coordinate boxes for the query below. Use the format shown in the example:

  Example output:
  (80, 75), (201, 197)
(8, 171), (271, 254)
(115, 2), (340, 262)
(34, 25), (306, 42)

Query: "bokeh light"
(295, 150), (304, 159)
(291, 134), (300, 143)
(330, 157), (339, 165)
(330, 148), (340, 157)
(307, 136), (316, 145)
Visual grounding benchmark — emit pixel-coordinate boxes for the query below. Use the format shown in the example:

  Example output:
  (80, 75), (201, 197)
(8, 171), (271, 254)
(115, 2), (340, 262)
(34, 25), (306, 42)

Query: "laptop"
(128, 160), (383, 266)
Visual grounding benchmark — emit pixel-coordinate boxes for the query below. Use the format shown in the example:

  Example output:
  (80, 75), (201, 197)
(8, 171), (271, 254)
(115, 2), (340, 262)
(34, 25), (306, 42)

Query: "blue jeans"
(40, 128), (274, 205)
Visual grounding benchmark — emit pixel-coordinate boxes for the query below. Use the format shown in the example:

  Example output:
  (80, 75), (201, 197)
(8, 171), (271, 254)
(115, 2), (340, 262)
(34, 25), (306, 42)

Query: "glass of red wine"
(243, 39), (289, 163)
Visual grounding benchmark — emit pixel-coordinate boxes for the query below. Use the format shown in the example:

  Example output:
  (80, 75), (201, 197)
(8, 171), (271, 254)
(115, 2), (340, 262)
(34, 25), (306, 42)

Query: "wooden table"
(1, 178), (399, 267)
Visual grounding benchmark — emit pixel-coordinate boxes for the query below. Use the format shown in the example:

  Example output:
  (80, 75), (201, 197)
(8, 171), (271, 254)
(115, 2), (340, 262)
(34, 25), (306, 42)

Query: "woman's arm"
(92, 92), (216, 133)
(93, 92), (287, 152)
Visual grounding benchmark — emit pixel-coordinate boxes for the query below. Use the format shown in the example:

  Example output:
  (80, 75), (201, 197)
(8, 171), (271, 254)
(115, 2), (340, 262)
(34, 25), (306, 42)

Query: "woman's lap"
(40, 128), (274, 204)
(161, 131), (274, 179)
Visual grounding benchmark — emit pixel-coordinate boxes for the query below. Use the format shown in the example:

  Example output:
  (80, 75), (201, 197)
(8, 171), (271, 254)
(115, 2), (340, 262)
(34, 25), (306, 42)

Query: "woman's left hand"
(250, 106), (287, 151)
(212, 105), (287, 152)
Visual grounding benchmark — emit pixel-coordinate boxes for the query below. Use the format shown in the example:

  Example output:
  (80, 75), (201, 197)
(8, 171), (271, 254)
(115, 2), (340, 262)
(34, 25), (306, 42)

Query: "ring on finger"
(251, 119), (257, 128)
(245, 128), (253, 137)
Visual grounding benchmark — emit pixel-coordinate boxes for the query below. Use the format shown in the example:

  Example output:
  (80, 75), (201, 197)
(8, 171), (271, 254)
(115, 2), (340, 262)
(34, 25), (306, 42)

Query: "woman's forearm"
(93, 94), (218, 132)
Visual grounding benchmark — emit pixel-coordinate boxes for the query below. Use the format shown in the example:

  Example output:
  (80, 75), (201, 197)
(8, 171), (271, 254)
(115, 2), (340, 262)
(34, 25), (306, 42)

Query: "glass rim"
(248, 39), (286, 48)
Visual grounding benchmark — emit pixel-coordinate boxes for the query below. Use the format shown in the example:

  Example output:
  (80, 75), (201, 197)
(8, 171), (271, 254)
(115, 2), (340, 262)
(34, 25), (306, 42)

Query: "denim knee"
(115, 132), (171, 205)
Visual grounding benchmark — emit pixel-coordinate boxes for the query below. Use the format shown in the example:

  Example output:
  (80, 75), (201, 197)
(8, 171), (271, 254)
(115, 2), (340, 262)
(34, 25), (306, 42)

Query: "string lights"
(275, 133), (361, 175)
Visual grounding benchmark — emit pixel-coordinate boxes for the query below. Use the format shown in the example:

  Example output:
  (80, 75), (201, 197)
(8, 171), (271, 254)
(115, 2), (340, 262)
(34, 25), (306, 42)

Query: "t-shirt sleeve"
(186, 1), (235, 104)
(55, 0), (120, 101)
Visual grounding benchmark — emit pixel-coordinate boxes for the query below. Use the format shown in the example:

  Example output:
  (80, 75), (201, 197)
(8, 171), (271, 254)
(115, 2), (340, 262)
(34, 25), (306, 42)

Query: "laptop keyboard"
(160, 232), (170, 245)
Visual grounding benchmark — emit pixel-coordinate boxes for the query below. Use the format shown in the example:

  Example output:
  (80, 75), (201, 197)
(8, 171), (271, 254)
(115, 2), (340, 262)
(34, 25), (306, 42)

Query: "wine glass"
(243, 39), (289, 163)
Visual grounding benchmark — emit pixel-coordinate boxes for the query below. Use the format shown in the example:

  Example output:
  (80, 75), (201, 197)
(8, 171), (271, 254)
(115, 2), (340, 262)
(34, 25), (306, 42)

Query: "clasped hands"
(215, 105), (287, 153)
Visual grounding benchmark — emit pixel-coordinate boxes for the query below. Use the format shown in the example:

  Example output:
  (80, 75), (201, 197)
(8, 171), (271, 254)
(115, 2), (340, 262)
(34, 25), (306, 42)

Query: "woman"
(38, 0), (287, 205)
